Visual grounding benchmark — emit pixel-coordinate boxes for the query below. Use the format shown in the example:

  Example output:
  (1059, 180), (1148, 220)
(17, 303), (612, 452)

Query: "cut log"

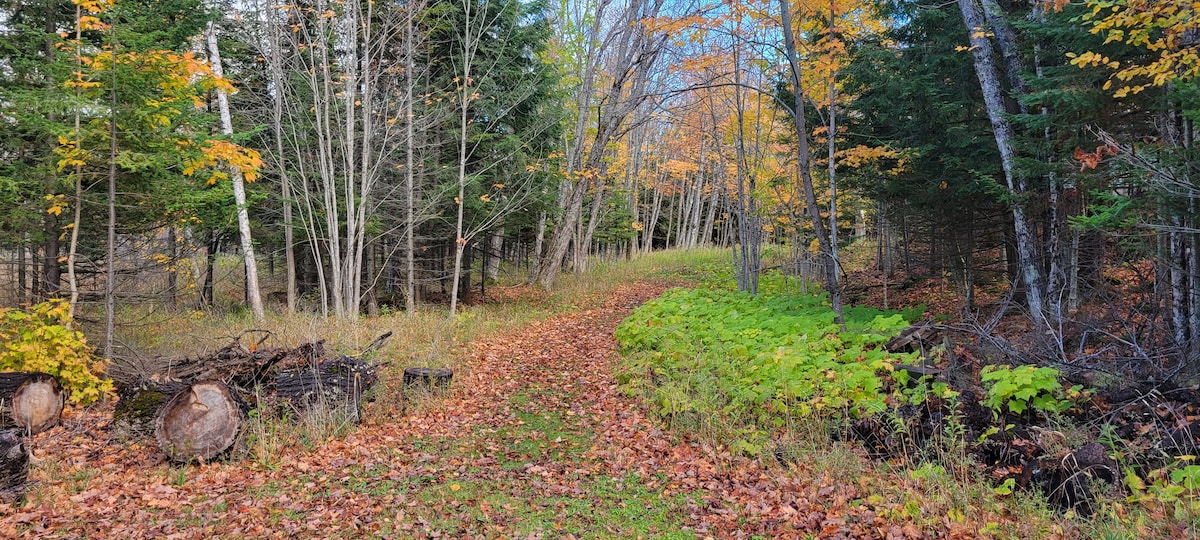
(276, 356), (379, 420)
(11, 374), (64, 435)
(0, 429), (28, 504)
(403, 367), (453, 393)
(154, 380), (242, 463)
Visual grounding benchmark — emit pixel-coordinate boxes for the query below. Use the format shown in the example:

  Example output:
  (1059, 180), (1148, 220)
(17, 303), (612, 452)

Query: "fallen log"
(0, 373), (32, 400)
(0, 428), (28, 504)
(114, 340), (327, 429)
(885, 321), (940, 354)
(154, 380), (243, 463)
(0, 372), (64, 435)
(276, 356), (379, 421)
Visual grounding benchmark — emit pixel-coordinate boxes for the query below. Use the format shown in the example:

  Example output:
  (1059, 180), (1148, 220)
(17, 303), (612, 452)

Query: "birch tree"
(205, 21), (264, 322)
(958, 0), (1049, 329)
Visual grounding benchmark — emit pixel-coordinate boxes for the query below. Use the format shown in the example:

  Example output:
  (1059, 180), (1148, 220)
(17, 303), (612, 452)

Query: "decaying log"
(885, 321), (940, 354)
(0, 429), (28, 504)
(276, 356), (379, 420)
(154, 380), (242, 463)
(11, 374), (64, 435)
(133, 335), (323, 391)
(403, 367), (453, 393)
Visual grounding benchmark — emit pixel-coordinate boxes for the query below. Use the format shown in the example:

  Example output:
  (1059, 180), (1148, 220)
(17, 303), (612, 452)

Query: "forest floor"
(0, 277), (1052, 539)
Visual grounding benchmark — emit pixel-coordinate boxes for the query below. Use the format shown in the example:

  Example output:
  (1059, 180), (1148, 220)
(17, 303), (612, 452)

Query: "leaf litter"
(0, 282), (1052, 538)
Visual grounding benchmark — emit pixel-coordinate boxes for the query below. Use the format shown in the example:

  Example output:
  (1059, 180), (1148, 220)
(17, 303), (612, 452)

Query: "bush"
(0, 300), (113, 404)
(980, 365), (1068, 417)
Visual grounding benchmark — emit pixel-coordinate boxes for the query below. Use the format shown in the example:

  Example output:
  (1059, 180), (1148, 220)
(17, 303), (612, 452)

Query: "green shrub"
(0, 300), (113, 404)
(980, 365), (1067, 417)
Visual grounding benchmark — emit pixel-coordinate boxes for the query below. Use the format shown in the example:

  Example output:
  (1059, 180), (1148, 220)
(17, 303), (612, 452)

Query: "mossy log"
(154, 380), (242, 463)
(0, 428), (28, 504)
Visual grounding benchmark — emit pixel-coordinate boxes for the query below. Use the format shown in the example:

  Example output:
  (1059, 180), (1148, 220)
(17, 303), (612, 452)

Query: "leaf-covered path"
(3, 282), (977, 539)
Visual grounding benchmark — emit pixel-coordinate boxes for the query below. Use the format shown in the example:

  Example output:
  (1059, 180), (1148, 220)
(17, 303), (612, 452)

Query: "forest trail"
(1, 282), (951, 539)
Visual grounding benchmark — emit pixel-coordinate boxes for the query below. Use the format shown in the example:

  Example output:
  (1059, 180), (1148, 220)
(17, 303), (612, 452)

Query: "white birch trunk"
(206, 22), (265, 322)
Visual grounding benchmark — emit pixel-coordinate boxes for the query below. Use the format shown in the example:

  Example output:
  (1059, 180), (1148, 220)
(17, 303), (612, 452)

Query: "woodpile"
(114, 332), (387, 463)
(276, 355), (379, 421)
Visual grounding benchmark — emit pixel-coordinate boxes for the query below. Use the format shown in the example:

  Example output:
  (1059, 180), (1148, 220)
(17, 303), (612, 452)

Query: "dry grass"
(78, 249), (724, 461)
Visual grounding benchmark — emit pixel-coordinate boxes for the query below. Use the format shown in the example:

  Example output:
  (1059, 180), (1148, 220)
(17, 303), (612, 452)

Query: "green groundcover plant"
(616, 273), (923, 453)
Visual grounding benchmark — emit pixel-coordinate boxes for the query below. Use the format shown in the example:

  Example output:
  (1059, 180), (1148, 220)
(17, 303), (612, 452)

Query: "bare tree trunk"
(485, 224), (503, 283)
(958, 0), (1048, 329)
(104, 36), (117, 359)
(449, 0), (479, 317)
(405, 3), (417, 315)
(529, 212), (546, 283)
(18, 241), (27, 305)
(264, 2), (297, 314)
(166, 226), (177, 308)
(702, 175), (719, 246)
(67, 2), (83, 321)
(580, 183), (607, 272)
(207, 22), (265, 322)
(827, 63), (840, 282)
(644, 185), (663, 254)
(779, 0), (841, 323)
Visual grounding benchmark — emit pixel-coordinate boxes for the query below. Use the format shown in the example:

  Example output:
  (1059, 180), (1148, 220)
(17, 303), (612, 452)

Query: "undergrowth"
(614, 257), (1200, 538)
(615, 274), (923, 454)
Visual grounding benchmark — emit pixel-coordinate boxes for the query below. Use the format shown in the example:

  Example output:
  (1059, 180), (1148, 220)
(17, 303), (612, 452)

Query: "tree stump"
(10, 374), (64, 435)
(154, 381), (242, 463)
(0, 429), (28, 504)
(403, 367), (453, 393)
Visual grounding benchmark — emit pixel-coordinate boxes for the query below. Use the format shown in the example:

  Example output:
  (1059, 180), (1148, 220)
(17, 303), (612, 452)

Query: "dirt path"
(0, 282), (954, 539)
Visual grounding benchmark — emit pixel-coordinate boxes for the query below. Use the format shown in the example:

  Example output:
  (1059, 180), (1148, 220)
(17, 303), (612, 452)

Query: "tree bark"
(207, 23), (265, 322)
(958, 0), (1048, 329)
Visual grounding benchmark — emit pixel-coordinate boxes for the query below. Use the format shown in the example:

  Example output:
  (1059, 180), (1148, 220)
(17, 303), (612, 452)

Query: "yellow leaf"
(450, 484), (461, 491)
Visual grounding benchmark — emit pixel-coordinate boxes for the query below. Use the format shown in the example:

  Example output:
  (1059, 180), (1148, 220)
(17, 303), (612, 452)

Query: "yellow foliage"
(183, 139), (265, 185)
(0, 300), (113, 405)
(1068, 0), (1199, 96)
